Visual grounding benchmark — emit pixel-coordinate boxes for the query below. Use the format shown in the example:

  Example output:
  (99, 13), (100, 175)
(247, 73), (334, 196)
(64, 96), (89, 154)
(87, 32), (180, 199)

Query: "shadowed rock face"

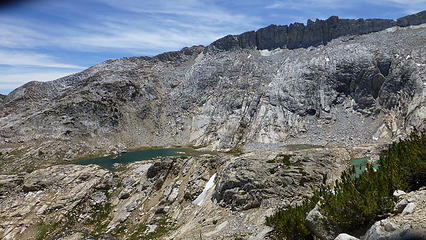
(208, 11), (426, 52)
(0, 12), (425, 173)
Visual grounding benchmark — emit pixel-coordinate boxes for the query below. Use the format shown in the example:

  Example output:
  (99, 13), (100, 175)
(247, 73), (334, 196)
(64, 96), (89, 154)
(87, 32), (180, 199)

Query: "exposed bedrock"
(208, 10), (426, 51)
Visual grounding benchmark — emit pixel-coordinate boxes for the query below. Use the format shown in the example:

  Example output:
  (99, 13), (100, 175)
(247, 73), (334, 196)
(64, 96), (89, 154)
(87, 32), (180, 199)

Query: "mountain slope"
(0, 13), (425, 173)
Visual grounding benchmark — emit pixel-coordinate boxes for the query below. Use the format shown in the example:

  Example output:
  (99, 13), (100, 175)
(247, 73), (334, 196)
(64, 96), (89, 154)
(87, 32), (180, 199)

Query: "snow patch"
(259, 48), (284, 56)
(260, 49), (272, 56)
(372, 124), (388, 141)
(192, 173), (216, 206)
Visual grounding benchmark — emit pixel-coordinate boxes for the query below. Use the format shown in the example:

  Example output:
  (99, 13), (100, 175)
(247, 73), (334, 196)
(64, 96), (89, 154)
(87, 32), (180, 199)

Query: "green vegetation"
(128, 214), (176, 240)
(129, 224), (148, 240)
(266, 130), (426, 239)
(265, 196), (318, 240)
(86, 203), (113, 237)
(34, 213), (78, 240)
(267, 154), (294, 166)
(35, 221), (61, 240)
(227, 147), (243, 155)
(269, 166), (278, 174)
(268, 154), (295, 174)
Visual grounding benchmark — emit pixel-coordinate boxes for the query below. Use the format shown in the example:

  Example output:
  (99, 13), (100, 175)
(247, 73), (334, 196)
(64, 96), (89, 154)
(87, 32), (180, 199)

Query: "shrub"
(266, 130), (425, 239)
(265, 196), (318, 240)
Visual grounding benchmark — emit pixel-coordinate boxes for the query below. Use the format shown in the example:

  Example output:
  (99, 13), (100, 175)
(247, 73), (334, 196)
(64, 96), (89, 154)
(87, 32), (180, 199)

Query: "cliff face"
(208, 10), (426, 51)
(0, 12), (425, 173)
(0, 94), (5, 104)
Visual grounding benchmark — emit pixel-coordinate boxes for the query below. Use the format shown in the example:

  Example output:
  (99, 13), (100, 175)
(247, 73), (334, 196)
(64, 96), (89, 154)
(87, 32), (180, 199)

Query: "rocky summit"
(0, 11), (425, 240)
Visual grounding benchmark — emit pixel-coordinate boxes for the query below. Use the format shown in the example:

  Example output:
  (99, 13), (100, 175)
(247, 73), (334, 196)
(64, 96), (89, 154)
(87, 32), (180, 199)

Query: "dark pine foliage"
(265, 196), (318, 240)
(266, 130), (425, 239)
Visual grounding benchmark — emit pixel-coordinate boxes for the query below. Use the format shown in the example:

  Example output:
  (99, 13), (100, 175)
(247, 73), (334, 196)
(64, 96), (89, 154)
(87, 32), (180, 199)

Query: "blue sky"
(0, 0), (425, 95)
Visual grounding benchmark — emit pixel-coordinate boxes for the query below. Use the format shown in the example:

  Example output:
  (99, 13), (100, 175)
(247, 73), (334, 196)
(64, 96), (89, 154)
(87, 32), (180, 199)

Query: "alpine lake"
(74, 147), (207, 170)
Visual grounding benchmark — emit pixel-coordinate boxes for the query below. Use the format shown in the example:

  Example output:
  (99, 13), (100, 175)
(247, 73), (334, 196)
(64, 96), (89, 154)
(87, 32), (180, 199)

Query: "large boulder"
(364, 189), (426, 240)
(305, 204), (339, 240)
(334, 233), (359, 240)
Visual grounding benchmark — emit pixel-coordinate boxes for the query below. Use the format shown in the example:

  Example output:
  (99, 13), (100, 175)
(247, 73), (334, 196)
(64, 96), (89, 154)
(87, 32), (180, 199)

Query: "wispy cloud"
(265, 0), (354, 10)
(369, 0), (426, 14)
(0, 20), (48, 48)
(67, 0), (260, 53)
(0, 50), (84, 69)
(0, 0), (260, 54)
(0, 71), (77, 92)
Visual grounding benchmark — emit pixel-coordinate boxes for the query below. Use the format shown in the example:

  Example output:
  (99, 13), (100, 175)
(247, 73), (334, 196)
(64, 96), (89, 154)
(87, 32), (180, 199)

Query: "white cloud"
(0, 18), (49, 48)
(63, 0), (260, 53)
(0, 71), (77, 91)
(265, 0), (425, 18)
(0, 0), (260, 54)
(0, 50), (84, 69)
(372, 0), (426, 14)
(266, 0), (353, 10)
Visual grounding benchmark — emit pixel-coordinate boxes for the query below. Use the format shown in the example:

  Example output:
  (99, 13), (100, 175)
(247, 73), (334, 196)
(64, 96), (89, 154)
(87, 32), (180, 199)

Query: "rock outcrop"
(0, 165), (113, 239)
(334, 233), (359, 240)
(364, 189), (426, 240)
(207, 11), (426, 52)
(0, 94), (5, 105)
(213, 147), (350, 210)
(306, 204), (339, 240)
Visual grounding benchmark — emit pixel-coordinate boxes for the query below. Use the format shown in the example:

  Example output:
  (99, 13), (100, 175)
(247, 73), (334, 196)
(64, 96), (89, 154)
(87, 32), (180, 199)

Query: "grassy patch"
(127, 214), (176, 240)
(85, 202), (113, 237)
(129, 224), (148, 240)
(192, 145), (208, 150)
(226, 147), (243, 155)
(34, 214), (78, 240)
(35, 221), (61, 240)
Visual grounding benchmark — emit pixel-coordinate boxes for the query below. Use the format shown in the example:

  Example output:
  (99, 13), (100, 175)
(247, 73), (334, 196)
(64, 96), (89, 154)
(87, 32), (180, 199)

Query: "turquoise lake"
(74, 148), (204, 170)
(351, 157), (380, 177)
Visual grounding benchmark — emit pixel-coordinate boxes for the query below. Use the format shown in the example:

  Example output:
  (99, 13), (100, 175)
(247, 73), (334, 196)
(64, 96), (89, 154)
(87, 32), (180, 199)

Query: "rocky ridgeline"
(208, 10), (426, 51)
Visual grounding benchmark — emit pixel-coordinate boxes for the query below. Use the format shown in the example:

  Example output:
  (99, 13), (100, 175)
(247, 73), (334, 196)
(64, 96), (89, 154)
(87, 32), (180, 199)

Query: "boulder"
(364, 189), (426, 240)
(334, 233), (359, 240)
(306, 204), (339, 240)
